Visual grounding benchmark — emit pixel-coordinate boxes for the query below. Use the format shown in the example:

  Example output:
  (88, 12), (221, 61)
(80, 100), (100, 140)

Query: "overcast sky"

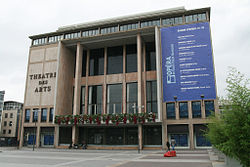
(0, 0), (249, 102)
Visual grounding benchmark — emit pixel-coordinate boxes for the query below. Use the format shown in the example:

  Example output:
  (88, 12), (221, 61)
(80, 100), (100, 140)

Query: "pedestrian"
(171, 139), (176, 150)
(166, 141), (170, 151)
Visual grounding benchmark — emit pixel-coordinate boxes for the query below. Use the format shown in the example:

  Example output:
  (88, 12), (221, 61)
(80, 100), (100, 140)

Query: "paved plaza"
(0, 148), (216, 167)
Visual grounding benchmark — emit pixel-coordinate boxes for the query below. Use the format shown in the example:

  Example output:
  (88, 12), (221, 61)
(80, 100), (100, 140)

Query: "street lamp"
(32, 109), (40, 151)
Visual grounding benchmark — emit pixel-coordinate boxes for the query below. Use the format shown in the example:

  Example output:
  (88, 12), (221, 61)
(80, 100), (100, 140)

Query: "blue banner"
(161, 22), (216, 102)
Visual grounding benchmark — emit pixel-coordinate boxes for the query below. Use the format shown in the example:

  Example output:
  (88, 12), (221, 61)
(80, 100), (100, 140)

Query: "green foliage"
(206, 67), (250, 167)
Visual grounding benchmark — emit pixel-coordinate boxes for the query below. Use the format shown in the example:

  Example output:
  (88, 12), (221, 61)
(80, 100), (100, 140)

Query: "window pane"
(80, 86), (85, 114)
(192, 101), (201, 118)
(88, 85), (102, 115)
(127, 83), (138, 114)
(25, 109), (30, 122)
(205, 101), (214, 117)
(107, 46), (123, 74)
(146, 81), (157, 114)
(146, 42), (156, 71)
(89, 48), (104, 76)
(33, 108), (39, 122)
(179, 102), (188, 118)
(166, 103), (175, 119)
(82, 50), (87, 77)
(126, 44), (137, 73)
(49, 108), (54, 122)
(107, 84), (122, 114)
(41, 108), (47, 122)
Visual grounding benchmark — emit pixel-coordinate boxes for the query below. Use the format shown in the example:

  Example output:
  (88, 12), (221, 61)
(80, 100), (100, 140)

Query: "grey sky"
(0, 0), (249, 102)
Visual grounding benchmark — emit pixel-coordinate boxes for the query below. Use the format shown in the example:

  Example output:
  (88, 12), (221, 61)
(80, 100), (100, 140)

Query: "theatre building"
(20, 6), (219, 149)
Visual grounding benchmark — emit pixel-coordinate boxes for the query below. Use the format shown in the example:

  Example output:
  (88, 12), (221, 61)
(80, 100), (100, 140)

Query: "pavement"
(0, 147), (226, 167)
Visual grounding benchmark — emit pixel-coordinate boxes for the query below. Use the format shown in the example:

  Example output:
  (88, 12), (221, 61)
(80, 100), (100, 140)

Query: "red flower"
(123, 116), (127, 124)
(58, 117), (61, 125)
(74, 117), (77, 125)
(89, 116), (92, 124)
(133, 115), (137, 124)
(66, 117), (70, 124)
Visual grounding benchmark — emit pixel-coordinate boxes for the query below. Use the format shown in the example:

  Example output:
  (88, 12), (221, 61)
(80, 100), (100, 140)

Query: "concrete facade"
(20, 7), (218, 150)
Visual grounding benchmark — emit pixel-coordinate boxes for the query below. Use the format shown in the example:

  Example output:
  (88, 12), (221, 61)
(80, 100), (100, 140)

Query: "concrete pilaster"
(201, 100), (206, 118)
(36, 126), (40, 148)
(138, 124), (143, 150)
(188, 101), (192, 119)
(103, 47), (107, 114)
(123, 45), (126, 113)
(137, 34), (143, 150)
(137, 33), (142, 113)
(189, 123), (194, 150)
(175, 102), (180, 120)
(162, 103), (167, 150)
(54, 126), (59, 147)
(72, 43), (83, 144)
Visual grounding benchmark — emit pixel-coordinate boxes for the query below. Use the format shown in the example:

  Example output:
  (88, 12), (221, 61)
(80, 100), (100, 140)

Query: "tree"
(206, 67), (250, 167)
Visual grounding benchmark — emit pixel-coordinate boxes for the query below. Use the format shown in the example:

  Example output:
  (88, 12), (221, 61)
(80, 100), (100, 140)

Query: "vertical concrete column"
(54, 126), (59, 147)
(103, 47), (107, 114)
(162, 103), (167, 150)
(201, 99), (206, 118)
(137, 34), (143, 150)
(189, 123), (194, 150)
(123, 45), (127, 113)
(19, 109), (26, 148)
(188, 101), (192, 119)
(175, 102), (180, 120)
(72, 43), (83, 145)
(214, 99), (220, 116)
(142, 44), (147, 113)
(137, 34), (142, 113)
(155, 27), (163, 121)
(36, 126), (41, 148)
(84, 49), (90, 114)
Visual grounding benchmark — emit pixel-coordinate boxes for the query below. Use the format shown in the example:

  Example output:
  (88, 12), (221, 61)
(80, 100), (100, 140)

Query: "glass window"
(41, 108), (47, 122)
(144, 126), (162, 145)
(4, 121), (7, 126)
(166, 103), (175, 119)
(8, 130), (11, 134)
(10, 113), (13, 118)
(3, 130), (6, 134)
(179, 102), (188, 118)
(49, 108), (54, 122)
(89, 48), (104, 76)
(146, 81), (157, 115)
(107, 84), (122, 114)
(196, 133), (211, 146)
(9, 121), (12, 126)
(25, 109), (30, 122)
(170, 134), (188, 147)
(185, 15), (193, 23)
(126, 44), (137, 73)
(5, 113), (8, 118)
(107, 46), (123, 74)
(192, 101), (201, 118)
(80, 86), (85, 115)
(82, 50), (87, 77)
(146, 42), (156, 71)
(88, 85), (102, 115)
(141, 19), (160, 28)
(127, 83), (138, 114)
(120, 23), (138, 31)
(106, 128), (124, 145)
(33, 108), (39, 122)
(205, 101), (214, 117)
